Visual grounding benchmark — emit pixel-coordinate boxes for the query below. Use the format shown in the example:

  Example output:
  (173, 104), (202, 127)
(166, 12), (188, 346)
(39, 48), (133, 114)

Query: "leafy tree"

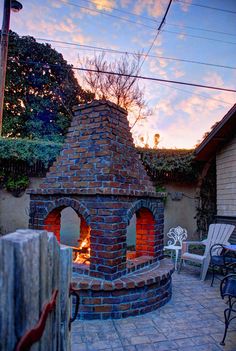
(3, 31), (94, 141)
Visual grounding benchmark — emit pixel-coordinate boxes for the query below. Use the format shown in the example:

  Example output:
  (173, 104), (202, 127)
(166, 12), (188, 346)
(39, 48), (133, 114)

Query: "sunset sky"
(3, 0), (236, 148)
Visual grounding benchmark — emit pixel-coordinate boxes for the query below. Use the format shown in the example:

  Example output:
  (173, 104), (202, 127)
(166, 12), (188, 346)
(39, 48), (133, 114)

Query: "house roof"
(195, 104), (236, 161)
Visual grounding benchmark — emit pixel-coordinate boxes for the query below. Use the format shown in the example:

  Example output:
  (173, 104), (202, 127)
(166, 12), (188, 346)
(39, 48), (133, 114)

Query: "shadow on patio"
(71, 267), (236, 351)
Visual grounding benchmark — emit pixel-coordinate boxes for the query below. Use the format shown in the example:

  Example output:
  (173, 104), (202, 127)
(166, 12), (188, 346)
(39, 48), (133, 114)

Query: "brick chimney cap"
(73, 99), (127, 115)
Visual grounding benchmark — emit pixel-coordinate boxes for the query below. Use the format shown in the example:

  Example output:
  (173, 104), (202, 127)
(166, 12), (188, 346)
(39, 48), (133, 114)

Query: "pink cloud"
(179, 0), (192, 12)
(133, 0), (171, 17)
(203, 72), (225, 87)
(91, 0), (116, 11)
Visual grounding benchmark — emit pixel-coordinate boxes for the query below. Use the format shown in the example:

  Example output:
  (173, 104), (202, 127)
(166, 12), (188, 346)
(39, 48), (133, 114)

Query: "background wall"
(164, 183), (198, 241)
(0, 178), (41, 235)
(0, 177), (198, 242)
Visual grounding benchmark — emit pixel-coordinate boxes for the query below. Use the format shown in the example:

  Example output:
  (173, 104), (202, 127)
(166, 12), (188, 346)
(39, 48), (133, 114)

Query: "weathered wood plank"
(14, 230), (41, 351)
(50, 232), (61, 351)
(60, 245), (72, 351)
(39, 230), (52, 351)
(0, 235), (15, 351)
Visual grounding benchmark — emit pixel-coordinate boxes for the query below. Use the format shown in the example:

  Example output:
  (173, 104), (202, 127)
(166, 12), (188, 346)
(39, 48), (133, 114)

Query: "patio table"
(224, 244), (236, 252)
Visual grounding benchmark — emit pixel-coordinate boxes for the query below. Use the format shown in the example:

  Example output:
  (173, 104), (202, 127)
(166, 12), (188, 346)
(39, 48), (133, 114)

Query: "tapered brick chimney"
(36, 100), (156, 196)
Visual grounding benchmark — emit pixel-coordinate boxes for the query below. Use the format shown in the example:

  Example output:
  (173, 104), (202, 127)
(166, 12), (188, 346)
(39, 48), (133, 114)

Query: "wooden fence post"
(0, 229), (72, 351)
(60, 245), (72, 351)
(0, 233), (15, 350)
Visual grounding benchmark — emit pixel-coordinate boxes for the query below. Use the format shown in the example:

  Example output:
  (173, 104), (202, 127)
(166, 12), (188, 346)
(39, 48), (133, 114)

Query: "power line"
(6, 53), (232, 105)
(61, 0), (236, 37)
(175, 0), (236, 14)
(57, 1), (236, 45)
(163, 29), (236, 45)
(77, 67), (236, 93)
(140, 0), (173, 68)
(157, 81), (232, 105)
(7, 34), (234, 105)
(7, 52), (233, 105)
(8, 35), (236, 71)
(10, 43), (231, 105)
(15, 60), (236, 93)
(170, 23), (236, 37)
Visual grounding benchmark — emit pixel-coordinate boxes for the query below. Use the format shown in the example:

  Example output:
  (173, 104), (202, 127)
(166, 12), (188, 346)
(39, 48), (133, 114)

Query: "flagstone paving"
(71, 266), (236, 351)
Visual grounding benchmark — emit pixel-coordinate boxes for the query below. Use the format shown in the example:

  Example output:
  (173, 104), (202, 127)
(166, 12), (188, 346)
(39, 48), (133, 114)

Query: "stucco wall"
(0, 178), (42, 235)
(0, 177), (198, 242)
(163, 183), (198, 241)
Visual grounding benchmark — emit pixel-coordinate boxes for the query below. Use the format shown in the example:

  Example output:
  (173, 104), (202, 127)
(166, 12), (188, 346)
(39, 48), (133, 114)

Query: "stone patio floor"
(71, 266), (236, 351)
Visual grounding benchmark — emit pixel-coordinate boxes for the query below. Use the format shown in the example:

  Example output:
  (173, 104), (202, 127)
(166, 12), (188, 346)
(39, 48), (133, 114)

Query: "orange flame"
(73, 235), (90, 265)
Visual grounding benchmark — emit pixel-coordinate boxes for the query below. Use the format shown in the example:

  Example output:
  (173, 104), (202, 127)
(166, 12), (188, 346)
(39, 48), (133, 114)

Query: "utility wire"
(170, 24), (236, 38)
(157, 81), (232, 105)
(61, 0), (236, 37)
(163, 29), (236, 45)
(175, 0), (236, 14)
(8, 35), (236, 71)
(7, 35), (234, 104)
(56, 1), (236, 45)
(15, 60), (236, 93)
(7, 54), (233, 104)
(140, 0), (173, 69)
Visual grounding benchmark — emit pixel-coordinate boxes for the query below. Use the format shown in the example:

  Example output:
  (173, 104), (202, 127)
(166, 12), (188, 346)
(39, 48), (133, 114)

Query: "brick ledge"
(72, 259), (174, 291)
(27, 188), (166, 198)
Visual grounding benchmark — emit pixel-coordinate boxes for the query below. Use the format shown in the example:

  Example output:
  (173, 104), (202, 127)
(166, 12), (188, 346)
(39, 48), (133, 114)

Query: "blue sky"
(3, 0), (236, 148)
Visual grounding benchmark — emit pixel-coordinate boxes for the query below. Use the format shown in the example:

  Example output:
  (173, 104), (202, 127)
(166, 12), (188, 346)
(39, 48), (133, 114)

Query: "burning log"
(73, 234), (90, 265)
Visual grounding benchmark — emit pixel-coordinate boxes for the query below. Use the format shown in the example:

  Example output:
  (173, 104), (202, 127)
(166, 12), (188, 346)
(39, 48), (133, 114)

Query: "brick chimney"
(35, 100), (156, 196)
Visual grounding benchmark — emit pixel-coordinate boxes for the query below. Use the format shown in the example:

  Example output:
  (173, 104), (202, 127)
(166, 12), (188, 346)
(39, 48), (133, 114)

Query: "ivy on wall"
(0, 139), (200, 182)
(195, 160), (217, 238)
(138, 148), (201, 183)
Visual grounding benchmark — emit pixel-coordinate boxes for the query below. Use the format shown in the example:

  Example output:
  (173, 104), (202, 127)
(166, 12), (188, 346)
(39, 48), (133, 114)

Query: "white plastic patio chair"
(178, 223), (235, 281)
(164, 226), (187, 270)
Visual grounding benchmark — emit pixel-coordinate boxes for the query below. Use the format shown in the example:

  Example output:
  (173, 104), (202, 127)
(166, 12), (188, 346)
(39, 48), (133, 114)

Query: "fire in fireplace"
(73, 231), (91, 265)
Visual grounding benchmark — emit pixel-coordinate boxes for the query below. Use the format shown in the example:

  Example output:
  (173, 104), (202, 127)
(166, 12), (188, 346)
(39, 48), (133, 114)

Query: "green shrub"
(6, 175), (30, 196)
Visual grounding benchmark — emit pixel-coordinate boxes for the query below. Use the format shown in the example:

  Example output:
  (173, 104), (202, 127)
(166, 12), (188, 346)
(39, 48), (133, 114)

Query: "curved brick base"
(72, 259), (174, 320)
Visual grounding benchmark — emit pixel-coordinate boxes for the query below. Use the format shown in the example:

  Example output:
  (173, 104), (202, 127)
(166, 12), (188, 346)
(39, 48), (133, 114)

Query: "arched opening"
(126, 207), (156, 260)
(44, 206), (91, 265)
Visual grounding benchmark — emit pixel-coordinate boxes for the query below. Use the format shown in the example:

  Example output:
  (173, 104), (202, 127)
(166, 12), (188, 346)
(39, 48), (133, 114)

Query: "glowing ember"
(73, 234), (90, 265)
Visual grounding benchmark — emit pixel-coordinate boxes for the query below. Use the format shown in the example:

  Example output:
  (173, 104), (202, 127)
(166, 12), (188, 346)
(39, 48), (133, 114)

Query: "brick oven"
(29, 100), (174, 319)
